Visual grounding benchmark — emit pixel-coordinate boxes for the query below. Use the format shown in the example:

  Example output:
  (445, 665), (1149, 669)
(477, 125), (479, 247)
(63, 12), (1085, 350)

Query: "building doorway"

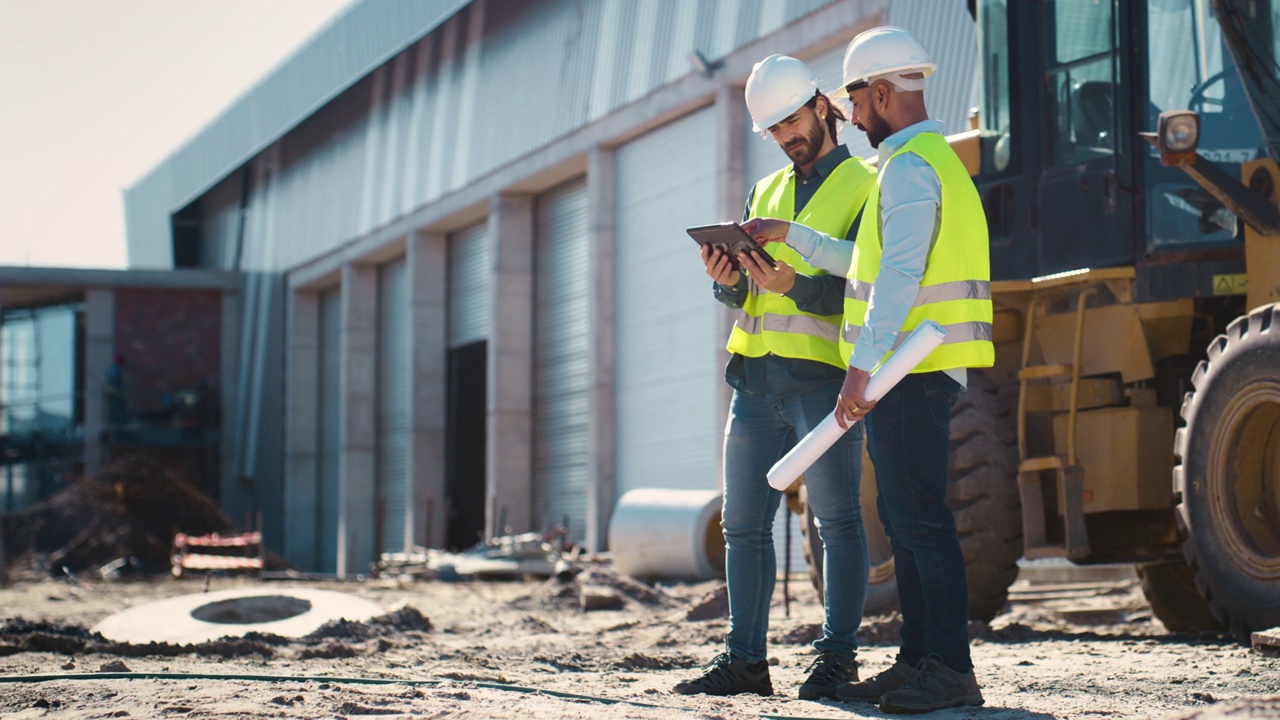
(445, 340), (486, 551)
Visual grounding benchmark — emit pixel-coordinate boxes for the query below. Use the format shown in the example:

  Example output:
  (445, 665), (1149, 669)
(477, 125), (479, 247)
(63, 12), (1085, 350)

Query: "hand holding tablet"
(687, 222), (776, 272)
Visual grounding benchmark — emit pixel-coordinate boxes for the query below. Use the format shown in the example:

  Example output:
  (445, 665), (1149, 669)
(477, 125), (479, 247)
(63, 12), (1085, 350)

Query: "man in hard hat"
(674, 54), (876, 700)
(743, 27), (991, 713)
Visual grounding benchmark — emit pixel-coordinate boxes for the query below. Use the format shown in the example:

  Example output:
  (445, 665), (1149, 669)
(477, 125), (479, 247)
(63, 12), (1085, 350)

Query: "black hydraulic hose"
(0, 671), (697, 713)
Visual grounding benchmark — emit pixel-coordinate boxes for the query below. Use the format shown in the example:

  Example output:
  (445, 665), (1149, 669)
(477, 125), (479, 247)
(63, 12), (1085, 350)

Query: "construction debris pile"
(376, 530), (578, 582)
(0, 455), (243, 580)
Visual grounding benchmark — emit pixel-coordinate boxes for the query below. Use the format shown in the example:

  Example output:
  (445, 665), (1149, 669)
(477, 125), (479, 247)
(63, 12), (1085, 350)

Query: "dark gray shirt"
(715, 145), (863, 398)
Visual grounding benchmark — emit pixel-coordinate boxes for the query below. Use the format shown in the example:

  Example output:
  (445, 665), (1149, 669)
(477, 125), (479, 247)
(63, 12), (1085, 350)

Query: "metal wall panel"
(745, 2), (979, 196)
(197, 172), (244, 270)
(317, 287), (343, 574)
(613, 108), (720, 499)
(887, 0), (979, 135)
(125, 0), (472, 267)
(128, 0), (865, 270)
(448, 222), (492, 347)
(532, 180), (590, 538)
(377, 258), (411, 553)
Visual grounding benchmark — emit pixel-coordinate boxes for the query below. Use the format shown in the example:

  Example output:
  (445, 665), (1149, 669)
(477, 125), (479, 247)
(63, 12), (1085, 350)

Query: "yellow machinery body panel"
(1033, 299), (1193, 383)
(1242, 159), (1280, 310)
(1053, 406), (1176, 513)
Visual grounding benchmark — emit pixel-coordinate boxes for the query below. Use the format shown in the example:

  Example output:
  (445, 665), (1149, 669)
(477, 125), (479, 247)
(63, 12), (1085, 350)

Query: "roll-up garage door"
(446, 222), (490, 550)
(317, 288), (342, 573)
(533, 180), (590, 538)
(613, 107), (720, 499)
(377, 259), (410, 553)
(449, 222), (492, 348)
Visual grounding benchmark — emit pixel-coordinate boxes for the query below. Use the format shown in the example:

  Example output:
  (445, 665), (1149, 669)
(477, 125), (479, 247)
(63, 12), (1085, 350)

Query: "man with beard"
(674, 54), (875, 700)
(743, 27), (992, 713)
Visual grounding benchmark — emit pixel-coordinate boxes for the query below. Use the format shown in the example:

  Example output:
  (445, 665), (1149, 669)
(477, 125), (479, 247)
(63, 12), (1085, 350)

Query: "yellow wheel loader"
(798, 0), (1280, 643)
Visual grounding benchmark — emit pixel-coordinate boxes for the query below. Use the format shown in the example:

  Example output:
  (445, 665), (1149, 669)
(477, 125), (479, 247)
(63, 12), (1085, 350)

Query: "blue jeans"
(721, 385), (868, 662)
(865, 371), (972, 672)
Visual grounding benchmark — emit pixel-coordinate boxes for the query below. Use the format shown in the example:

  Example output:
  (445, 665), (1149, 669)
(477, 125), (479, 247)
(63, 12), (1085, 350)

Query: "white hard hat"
(745, 54), (820, 132)
(831, 26), (935, 99)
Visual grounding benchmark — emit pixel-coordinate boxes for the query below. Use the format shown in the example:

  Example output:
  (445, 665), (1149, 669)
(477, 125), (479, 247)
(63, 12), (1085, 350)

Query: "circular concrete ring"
(92, 588), (385, 645)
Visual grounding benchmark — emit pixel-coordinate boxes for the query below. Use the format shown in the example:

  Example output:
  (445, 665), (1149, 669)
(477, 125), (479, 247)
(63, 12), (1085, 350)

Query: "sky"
(0, 0), (353, 269)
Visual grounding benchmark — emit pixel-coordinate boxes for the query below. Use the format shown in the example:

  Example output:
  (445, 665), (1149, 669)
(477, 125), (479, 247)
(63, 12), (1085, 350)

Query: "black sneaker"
(797, 651), (858, 700)
(672, 652), (773, 696)
(878, 656), (984, 713)
(835, 659), (918, 703)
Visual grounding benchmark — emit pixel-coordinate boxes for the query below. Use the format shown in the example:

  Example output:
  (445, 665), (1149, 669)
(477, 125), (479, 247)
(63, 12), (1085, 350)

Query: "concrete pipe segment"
(608, 488), (725, 581)
(92, 588), (385, 645)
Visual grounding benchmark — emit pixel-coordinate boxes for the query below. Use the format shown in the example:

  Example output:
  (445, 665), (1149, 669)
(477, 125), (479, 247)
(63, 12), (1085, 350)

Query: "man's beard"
(859, 105), (892, 148)
(783, 119), (825, 166)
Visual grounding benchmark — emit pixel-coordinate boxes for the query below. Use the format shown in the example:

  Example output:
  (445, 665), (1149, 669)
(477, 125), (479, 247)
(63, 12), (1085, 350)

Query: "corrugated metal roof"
(126, 0), (472, 266)
(131, 0), (981, 270)
(142, 0), (881, 271)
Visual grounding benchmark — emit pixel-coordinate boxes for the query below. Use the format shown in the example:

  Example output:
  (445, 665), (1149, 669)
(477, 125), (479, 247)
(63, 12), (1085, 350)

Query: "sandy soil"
(1, 566), (1278, 720)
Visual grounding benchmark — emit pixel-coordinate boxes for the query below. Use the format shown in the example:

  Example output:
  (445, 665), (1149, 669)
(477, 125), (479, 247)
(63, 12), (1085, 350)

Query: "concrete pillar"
(586, 147), (616, 553)
(82, 288), (114, 478)
(408, 231), (448, 548)
(219, 286), (241, 524)
(486, 193), (534, 537)
(283, 289), (320, 567)
(337, 263), (378, 577)
(714, 85), (747, 488)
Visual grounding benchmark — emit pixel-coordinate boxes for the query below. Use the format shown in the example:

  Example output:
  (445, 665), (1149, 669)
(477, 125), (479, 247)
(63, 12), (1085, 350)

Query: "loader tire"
(801, 451), (899, 616)
(1138, 561), (1225, 632)
(1174, 303), (1280, 643)
(948, 370), (1023, 621)
(800, 371), (1022, 621)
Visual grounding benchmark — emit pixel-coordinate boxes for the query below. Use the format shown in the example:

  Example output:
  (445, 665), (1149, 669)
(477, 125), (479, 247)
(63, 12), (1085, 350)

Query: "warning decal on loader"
(1213, 274), (1248, 295)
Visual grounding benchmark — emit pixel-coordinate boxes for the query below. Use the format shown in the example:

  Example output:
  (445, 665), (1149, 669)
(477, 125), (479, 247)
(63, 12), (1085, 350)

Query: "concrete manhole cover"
(92, 588), (384, 645)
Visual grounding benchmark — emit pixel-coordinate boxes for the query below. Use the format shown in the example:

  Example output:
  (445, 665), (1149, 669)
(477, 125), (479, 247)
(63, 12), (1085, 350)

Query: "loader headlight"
(1159, 110), (1200, 153)
(1141, 110), (1202, 167)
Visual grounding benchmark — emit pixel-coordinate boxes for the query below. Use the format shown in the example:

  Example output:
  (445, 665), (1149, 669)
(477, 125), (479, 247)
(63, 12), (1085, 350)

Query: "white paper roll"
(766, 320), (948, 490)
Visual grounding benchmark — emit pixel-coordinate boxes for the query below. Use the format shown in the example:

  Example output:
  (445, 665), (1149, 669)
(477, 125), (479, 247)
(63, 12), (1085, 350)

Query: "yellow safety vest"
(840, 132), (994, 372)
(726, 156), (876, 368)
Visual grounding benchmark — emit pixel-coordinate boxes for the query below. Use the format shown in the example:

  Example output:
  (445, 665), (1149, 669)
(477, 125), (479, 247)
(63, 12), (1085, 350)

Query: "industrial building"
(119, 0), (979, 576)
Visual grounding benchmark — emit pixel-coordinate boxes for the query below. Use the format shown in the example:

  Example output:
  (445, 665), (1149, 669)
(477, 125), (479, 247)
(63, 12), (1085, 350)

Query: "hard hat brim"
(834, 62), (937, 99)
(750, 91), (818, 133)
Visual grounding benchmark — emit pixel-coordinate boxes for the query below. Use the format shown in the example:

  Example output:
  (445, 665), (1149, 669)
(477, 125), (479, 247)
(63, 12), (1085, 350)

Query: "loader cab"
(974, 0), (1263, 287)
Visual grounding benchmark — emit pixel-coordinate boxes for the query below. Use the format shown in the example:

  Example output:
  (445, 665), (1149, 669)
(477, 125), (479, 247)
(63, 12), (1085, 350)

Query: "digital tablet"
(686, 222), (775, 271)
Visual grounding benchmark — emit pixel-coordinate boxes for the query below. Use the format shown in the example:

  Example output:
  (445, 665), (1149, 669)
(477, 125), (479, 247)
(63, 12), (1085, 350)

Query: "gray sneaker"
(672, 652), (773, 696)
(835, 659), (918, 703)
(797, 651), (858, 700)
(879, 657), (984, 713)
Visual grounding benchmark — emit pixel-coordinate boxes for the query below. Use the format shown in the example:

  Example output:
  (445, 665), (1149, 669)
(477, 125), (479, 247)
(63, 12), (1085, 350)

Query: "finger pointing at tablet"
(740, 217), (791, 245)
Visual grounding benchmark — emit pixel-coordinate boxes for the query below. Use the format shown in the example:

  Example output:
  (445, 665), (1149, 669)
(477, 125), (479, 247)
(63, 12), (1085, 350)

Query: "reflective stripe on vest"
(726, 155), (876, 369)
(839, 132), (994, 372)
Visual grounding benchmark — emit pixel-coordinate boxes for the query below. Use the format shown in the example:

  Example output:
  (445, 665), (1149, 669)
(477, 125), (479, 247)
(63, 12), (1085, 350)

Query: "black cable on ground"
(0, 671), (699, 713)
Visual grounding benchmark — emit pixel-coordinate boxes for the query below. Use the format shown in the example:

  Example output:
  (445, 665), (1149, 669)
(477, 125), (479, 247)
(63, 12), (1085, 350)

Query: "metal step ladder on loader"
(1016, 289), (1096, 561)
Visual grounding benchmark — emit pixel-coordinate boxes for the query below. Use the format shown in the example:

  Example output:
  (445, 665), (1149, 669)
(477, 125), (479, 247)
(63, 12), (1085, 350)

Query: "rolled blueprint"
(766, 320), (948, 490)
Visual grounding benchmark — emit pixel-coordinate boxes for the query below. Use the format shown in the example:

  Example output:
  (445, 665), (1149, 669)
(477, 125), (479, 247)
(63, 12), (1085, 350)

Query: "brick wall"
(113, 288), (222, 418)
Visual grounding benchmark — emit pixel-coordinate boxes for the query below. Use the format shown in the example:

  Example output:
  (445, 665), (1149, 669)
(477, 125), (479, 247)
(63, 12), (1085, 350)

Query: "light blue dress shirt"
(784, 118), (966, 387)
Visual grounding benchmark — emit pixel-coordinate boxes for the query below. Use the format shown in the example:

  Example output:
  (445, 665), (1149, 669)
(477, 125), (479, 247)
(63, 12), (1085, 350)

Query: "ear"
(814, 95), (829, 119)
(873, 82), (892, 111)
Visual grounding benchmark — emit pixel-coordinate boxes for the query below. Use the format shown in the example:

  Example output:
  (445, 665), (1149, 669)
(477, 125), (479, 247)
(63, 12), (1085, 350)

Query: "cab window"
(1046, 0), (1118, 166)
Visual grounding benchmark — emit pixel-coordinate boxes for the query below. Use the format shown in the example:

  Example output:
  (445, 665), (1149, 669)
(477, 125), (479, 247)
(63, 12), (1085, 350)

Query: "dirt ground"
(1, 565), (1278, 720)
